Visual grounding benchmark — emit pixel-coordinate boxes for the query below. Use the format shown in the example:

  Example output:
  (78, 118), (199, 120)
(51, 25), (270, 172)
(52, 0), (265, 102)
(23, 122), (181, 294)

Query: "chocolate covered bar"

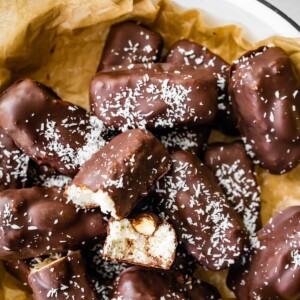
(90, 63), (218, 131)
(103, 213), (177, 269)
(155, 150), (249, 271)
(65, 129), (171, 219)
(28, 251), (97, 299)
(204, 142), (261, 236)
(166, 39), (236, 133)
(228, 206), (300, 300)
(0, 187), (106, 260)
(229, 46), (300, 174)
(98, 21), (163, 70)
(112, 266), (186, 299)
(0, 79), (107, 176)
(0, 127), (29, 191)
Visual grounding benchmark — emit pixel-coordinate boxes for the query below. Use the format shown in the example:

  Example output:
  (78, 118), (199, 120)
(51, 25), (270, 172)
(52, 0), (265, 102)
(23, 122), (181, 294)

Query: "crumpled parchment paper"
(0, 0), (299, 298)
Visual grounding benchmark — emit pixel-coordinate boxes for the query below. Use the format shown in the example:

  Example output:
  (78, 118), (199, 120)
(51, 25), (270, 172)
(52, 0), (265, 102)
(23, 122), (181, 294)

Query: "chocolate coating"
(0, 127), (29, 191)
(0, 187), (106, 260)
(229, 46), (300, 174)
(156, 125), (211, 155)
(98, 21), (163, 71)
(156, 150), (249, 271)
(69, 129), (171, 219)
(204, 142), (261, 235)
(90, 63), (218, 131)
(112, 266), (186, 299)
(0, 78), (107, 176)
(28, 251), (97, 300)
(228, 206), (300, 300)
(166, 39), (236, 133)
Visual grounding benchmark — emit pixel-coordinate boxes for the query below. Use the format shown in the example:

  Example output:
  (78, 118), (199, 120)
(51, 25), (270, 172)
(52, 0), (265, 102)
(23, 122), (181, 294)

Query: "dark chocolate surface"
(228, 206), (300, 300)
(156, 150), (249, 270)
(204, 142), (261, 235)
(90, 63), (218, 131)
(0, 78), (107, 176)
(229, 46), (300, 174)
(166, 39), (236, 133)
(98, 21), (163, 71)
(28, 251), (97, 300)
(70, 129), (171, 218)
(0, 127), (29, 191)
(0, 187), (106, 260)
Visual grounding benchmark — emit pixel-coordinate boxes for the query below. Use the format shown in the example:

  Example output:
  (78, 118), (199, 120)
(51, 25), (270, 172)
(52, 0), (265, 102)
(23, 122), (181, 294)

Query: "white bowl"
(171, 0), (299, 43)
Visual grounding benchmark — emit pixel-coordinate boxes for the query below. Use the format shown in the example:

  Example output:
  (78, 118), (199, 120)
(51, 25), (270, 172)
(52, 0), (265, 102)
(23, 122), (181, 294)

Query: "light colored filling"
(65, 185), (117, 218)
(30, 254), (64, 274)
(103, 219), (177, 269)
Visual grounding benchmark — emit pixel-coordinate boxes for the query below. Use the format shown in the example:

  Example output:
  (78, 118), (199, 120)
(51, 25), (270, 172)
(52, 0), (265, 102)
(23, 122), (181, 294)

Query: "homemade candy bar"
(156, 150), (249, 271)
(0, 127), (29, 191)
(0, 187), (106, 260)
(28, 251), (97, 300)
(0, 78), (107, 176)
(171, 245), (198, 275)
(229, 46), (300, 174)
(157, 125), (211, 155)
(98, 21), (163, 70)
(103, 213), (177, 269)
(204, 142), (261, 236)
(65, 129), (171, 219)
(111, 266), (186, 299)
(166, 39), (236, 133)
(228, 206), (300, 300)
(90, 63), (218, 131)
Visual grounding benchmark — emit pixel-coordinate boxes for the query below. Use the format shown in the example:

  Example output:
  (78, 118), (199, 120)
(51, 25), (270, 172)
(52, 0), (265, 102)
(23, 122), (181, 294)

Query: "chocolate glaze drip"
(0, 78), (107, 176)
(155, 150), (249, 271)
(98, 21), (163, 71)
(229, 46), (300, 174)
(0, 187), (106, 260)
(90, 63), (218, 131)
(228, 206), (300, 300)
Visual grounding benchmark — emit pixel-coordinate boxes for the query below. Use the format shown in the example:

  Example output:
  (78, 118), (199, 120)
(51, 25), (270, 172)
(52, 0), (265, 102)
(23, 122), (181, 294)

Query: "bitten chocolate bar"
(90, 63), (218, 131)
(28, 251), (97, 300)
(204, 142), (261, 236)
(228, 206), (300, 300)
(0, 79), (107, 176)
(156, 150), (249, 271)
(0, 127), (29, 191)
(98, 21), (163, 70)
(229, 46), (300, 174)
(65, 129), (171, 219)
(0, 187), (106, 260)
(166, 39), (236, 133)
(103, 213), (177, 269)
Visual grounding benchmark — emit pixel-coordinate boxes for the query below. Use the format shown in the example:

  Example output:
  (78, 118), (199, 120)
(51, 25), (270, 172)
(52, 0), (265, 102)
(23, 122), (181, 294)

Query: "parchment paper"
(0, 0), (299, 298)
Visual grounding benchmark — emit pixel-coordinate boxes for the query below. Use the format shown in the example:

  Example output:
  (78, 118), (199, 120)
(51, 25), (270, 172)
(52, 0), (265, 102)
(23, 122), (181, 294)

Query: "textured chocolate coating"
(0, 127), (29, 191)
(156, 125), (211, 155)
(69, 129), (171, 219)
(112, 266), (186, 299)
(0, 187), (106, 260)
(0, 78), (107, 176)
(166, 39), (236, 133)
(90, 63), (218, 131)
(28, 251), (97, 300)
(204, 142), (261, 236)
(98, 21), (163, 71)
(227, 206), (300, 300)
(156, 150), (249, 271)
(229, 46), (300, 174)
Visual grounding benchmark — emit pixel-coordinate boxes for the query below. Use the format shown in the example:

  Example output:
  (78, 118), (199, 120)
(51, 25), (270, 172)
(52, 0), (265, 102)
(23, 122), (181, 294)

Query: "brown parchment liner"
(0, 0), (299, 298)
